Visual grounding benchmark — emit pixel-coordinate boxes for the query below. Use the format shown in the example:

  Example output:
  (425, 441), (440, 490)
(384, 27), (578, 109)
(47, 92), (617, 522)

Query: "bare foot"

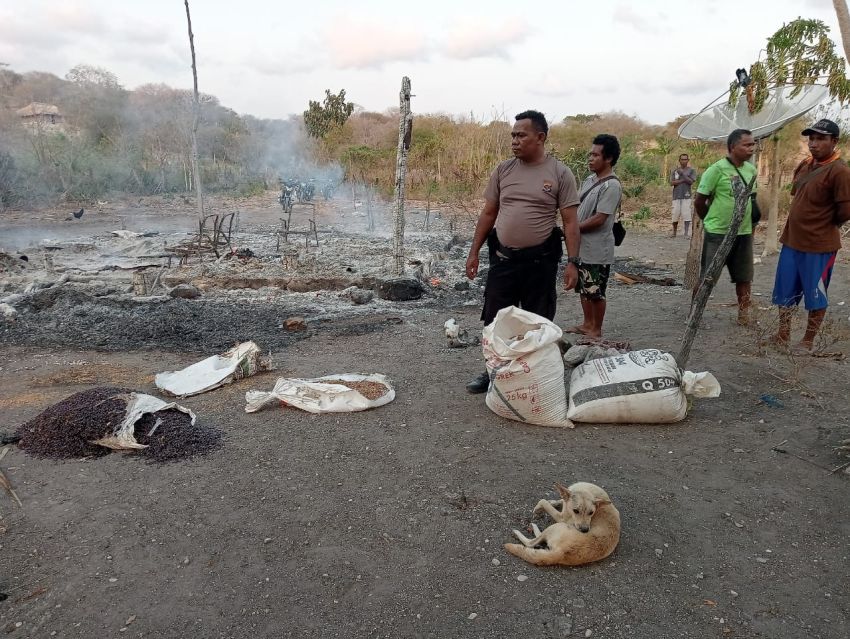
(737, 310), (751, 326)
(583, 329), (603, 338)
(564, 325), (590, 335)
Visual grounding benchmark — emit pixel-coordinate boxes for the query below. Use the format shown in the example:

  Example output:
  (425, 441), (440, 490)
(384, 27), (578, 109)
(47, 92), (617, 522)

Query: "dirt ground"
(1, 196), (849, 638)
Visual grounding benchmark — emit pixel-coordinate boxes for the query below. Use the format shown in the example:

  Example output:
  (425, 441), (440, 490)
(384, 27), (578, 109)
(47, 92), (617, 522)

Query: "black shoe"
(466, 371), (490, 394)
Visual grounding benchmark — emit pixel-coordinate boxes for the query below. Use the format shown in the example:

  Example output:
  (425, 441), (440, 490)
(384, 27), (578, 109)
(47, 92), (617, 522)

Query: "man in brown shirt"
(464, 110), (581, 392)
(769, 119), (850, 352)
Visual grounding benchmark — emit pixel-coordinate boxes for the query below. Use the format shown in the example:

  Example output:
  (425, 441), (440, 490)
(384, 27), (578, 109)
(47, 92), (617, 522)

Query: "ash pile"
(13, 387), (223, 463)
(0, 190), (488, 352)
(0, 229), (482, 351)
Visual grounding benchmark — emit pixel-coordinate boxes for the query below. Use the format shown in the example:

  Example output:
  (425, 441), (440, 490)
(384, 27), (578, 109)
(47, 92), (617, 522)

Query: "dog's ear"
(554, 482), (571, 500)
(593, 498), (612, 508)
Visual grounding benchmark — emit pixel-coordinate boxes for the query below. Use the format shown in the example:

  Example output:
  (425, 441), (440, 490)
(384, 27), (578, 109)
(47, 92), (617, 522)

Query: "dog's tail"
(503, 543), (562, 566)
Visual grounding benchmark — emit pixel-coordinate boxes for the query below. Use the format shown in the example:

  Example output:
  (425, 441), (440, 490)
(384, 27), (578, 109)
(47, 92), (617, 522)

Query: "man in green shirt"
(694, 128), (758, 325)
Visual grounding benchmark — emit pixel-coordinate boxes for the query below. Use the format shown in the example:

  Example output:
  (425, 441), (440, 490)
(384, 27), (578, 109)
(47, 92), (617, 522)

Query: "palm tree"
(728, 19), (850, 254)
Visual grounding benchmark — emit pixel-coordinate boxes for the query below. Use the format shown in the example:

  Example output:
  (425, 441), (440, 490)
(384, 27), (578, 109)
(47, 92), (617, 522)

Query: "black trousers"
(480, 230), (562, 325)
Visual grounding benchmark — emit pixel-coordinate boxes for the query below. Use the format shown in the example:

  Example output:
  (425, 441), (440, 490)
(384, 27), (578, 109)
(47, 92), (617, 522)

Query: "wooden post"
(184, 0), (204, 224)
(762, 135), (781, 256)
(392, 77), (412, 275)
(678, 175), (756, 369)
(683, 217), (704, 291)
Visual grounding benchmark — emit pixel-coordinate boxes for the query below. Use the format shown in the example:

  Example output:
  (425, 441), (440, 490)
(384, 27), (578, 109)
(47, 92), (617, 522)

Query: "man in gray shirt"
(565, 134), (622, 338)
(670, 153), (697, 238)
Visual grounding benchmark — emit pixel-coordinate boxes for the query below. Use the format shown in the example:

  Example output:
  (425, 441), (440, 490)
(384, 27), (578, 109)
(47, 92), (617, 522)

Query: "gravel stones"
(349, 289), (374, 305)
(168, 284), (202, 299)
(375, 277), (424, 301)
(283, 316), (307, 331)
(15, 387), (222, 463)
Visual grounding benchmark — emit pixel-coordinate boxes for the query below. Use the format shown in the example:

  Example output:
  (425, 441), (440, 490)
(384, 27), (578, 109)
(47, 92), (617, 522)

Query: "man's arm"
(694, 165), (716, 219)
(694, 193), (710, 219)
(579, 212), (608, 232)
(465, 199), (499, 280)
(831, 167), (850, 226)
(560, 205), (579, 289)
(835, 201), (850, 226)
(580, 182), (620, 232)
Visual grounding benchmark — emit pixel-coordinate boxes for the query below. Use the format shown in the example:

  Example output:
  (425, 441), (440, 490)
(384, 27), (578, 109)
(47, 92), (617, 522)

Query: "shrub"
(633, 205), (652, 220)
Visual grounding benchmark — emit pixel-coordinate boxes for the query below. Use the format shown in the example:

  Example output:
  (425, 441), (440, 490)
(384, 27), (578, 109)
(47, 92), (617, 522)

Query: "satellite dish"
(678, 84), (829, 141)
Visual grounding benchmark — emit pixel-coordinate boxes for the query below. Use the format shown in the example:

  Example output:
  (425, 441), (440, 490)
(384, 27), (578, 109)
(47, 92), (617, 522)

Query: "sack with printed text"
(482, 306), (572, 428)
(567, 349), (720, 423)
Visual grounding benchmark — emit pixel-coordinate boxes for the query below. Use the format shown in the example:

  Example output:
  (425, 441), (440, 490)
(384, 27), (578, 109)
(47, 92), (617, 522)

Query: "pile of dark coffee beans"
(16, 387), (132, 459)
(16, 387), (222, 463)
(133, 411), (223, 463)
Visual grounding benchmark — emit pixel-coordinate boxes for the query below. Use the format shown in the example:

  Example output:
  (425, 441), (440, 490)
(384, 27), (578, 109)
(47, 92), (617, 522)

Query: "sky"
(0, 0), (844, 126)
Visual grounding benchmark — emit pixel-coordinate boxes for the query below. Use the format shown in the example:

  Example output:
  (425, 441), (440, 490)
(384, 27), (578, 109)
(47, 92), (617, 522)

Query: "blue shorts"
(771, 245), (836, 311)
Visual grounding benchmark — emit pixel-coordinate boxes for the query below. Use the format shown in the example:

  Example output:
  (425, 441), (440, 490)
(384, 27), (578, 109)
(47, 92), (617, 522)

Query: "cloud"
(321, 16), (429, 69)
(250, 52), (318, 77)
(115, 18), (175, 46)
(43, 4), (107, 34)
(443, 19), (531, 60)
(612, 4), (665, 35)
(529, 72), (618, 98)
(0, 10), (74, 49)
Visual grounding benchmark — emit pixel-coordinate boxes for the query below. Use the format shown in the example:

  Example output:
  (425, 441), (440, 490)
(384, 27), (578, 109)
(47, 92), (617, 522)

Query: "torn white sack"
(155, 341), (273, 397)
(93, 392), (196, 450)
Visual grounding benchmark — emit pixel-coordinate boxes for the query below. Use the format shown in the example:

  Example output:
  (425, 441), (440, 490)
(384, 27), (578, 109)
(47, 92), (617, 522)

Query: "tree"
(645, 135), (676, 179)
(303, 89), (354, 139)
(833, 0), (850, 64)
(64, 64), (126, 146)
(730, 19), (850, 254)
(65, 64), (121, 90)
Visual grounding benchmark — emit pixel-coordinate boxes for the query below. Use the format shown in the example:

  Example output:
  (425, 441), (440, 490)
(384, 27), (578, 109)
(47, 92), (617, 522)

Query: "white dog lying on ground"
(504, 481), (620, 566)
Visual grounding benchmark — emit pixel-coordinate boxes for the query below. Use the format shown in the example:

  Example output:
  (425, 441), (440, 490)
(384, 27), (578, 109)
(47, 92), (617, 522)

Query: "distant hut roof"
(16, 102), (61, 117)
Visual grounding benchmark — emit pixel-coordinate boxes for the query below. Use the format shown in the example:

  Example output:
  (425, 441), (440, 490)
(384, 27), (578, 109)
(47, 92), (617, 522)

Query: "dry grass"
(740, 304), (849, 401)
(28, 363), (153, 388)
(0, 392), (55, 410)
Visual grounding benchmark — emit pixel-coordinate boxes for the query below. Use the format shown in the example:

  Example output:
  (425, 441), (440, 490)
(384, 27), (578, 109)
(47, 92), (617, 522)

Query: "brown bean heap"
(321, 379), (389, 400)
(15, 387), (223, 463)
(133, 411), (223, 463)
(16, 387), (133, 459)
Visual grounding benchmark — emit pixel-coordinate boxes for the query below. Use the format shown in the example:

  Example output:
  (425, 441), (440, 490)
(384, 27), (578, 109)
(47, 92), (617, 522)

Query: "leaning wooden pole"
(392, 77), (412, 275)
(678, 175), (757, 369)
(184, 0), (204, 223)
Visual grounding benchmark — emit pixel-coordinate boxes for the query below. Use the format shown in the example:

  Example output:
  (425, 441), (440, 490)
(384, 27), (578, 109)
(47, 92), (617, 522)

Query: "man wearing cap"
(769, 119), (850, 353)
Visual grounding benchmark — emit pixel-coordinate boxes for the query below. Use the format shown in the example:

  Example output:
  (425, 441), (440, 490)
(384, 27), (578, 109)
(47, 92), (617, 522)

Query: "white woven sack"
(482, 306), (572, 428)
(567, 349), (720, 423)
